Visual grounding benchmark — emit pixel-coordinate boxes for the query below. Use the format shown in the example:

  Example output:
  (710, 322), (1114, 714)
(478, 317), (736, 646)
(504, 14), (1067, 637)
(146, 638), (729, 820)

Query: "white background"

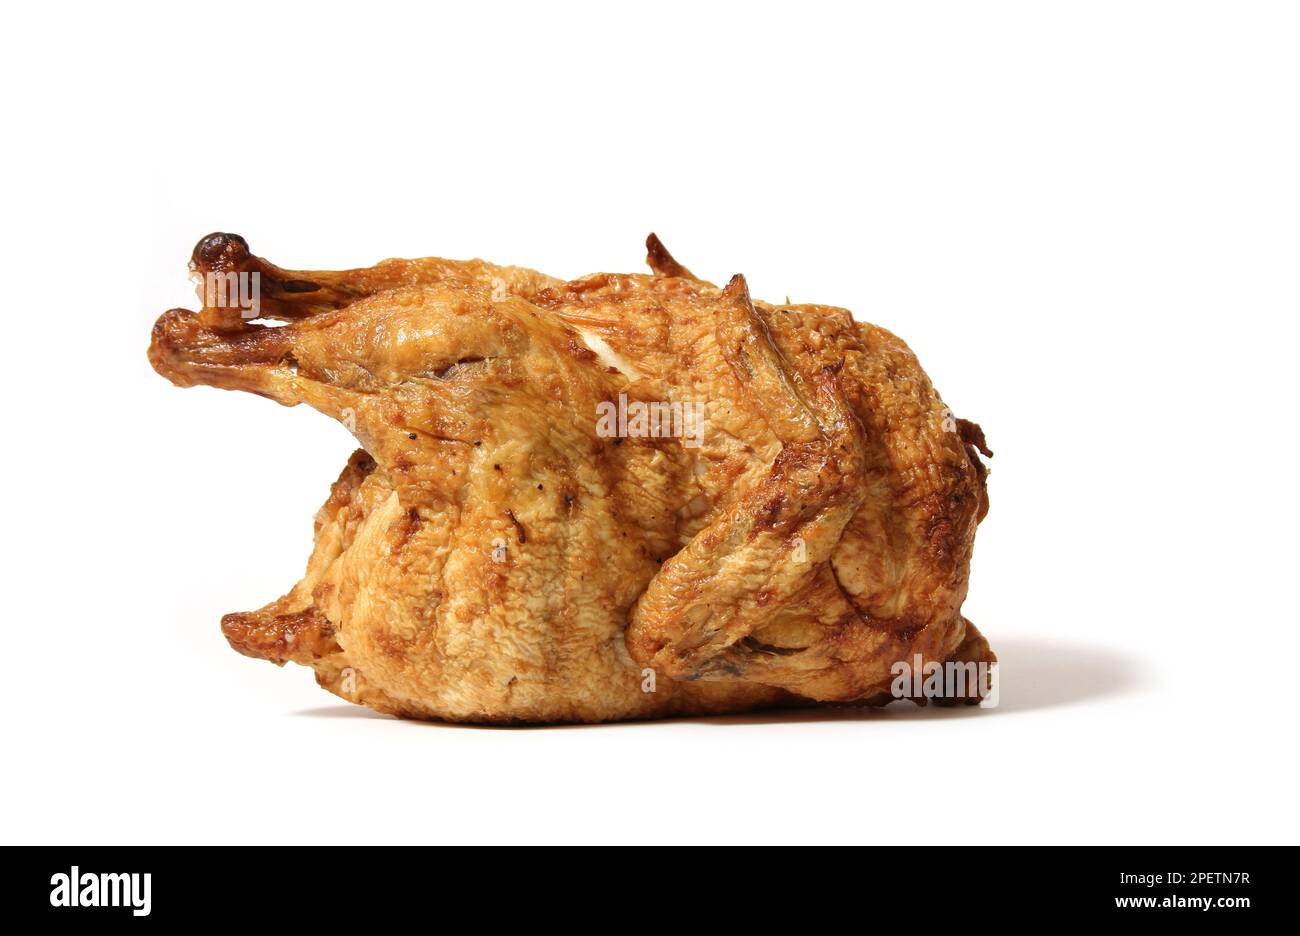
(1, 1), (1296, 845)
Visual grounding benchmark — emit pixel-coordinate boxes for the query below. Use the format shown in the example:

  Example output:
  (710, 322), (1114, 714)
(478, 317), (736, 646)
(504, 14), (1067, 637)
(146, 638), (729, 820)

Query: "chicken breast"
(148, 233), (993, 723)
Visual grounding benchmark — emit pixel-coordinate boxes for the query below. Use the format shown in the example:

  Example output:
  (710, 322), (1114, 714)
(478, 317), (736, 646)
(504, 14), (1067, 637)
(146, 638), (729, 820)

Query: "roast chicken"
(148, 233), (993, 723)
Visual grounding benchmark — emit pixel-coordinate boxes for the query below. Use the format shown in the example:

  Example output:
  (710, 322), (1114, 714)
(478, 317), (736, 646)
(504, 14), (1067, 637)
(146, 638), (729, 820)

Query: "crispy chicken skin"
(148, 233), (993, 723)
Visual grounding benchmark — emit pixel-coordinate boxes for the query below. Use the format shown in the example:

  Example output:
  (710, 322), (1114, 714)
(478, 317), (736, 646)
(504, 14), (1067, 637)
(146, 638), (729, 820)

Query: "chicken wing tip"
(645, 232), (698, 280)
(722, 272), (750, 301)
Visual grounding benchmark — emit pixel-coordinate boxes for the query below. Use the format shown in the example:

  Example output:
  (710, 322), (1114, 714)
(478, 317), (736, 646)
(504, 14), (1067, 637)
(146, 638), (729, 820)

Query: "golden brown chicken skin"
(148, 233), (993, 723)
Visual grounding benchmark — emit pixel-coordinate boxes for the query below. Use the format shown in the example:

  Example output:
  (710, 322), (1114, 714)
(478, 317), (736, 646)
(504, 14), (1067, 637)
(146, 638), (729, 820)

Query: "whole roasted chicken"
(149, 233), (993, 723)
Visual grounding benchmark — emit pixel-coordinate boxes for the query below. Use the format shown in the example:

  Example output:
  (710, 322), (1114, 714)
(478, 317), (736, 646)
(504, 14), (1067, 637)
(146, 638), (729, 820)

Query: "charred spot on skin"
(408, 432), (418, 440)
(280, 279), (321, 294)
(505, 509), (526, 544)
(891, 622), (925, 642)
